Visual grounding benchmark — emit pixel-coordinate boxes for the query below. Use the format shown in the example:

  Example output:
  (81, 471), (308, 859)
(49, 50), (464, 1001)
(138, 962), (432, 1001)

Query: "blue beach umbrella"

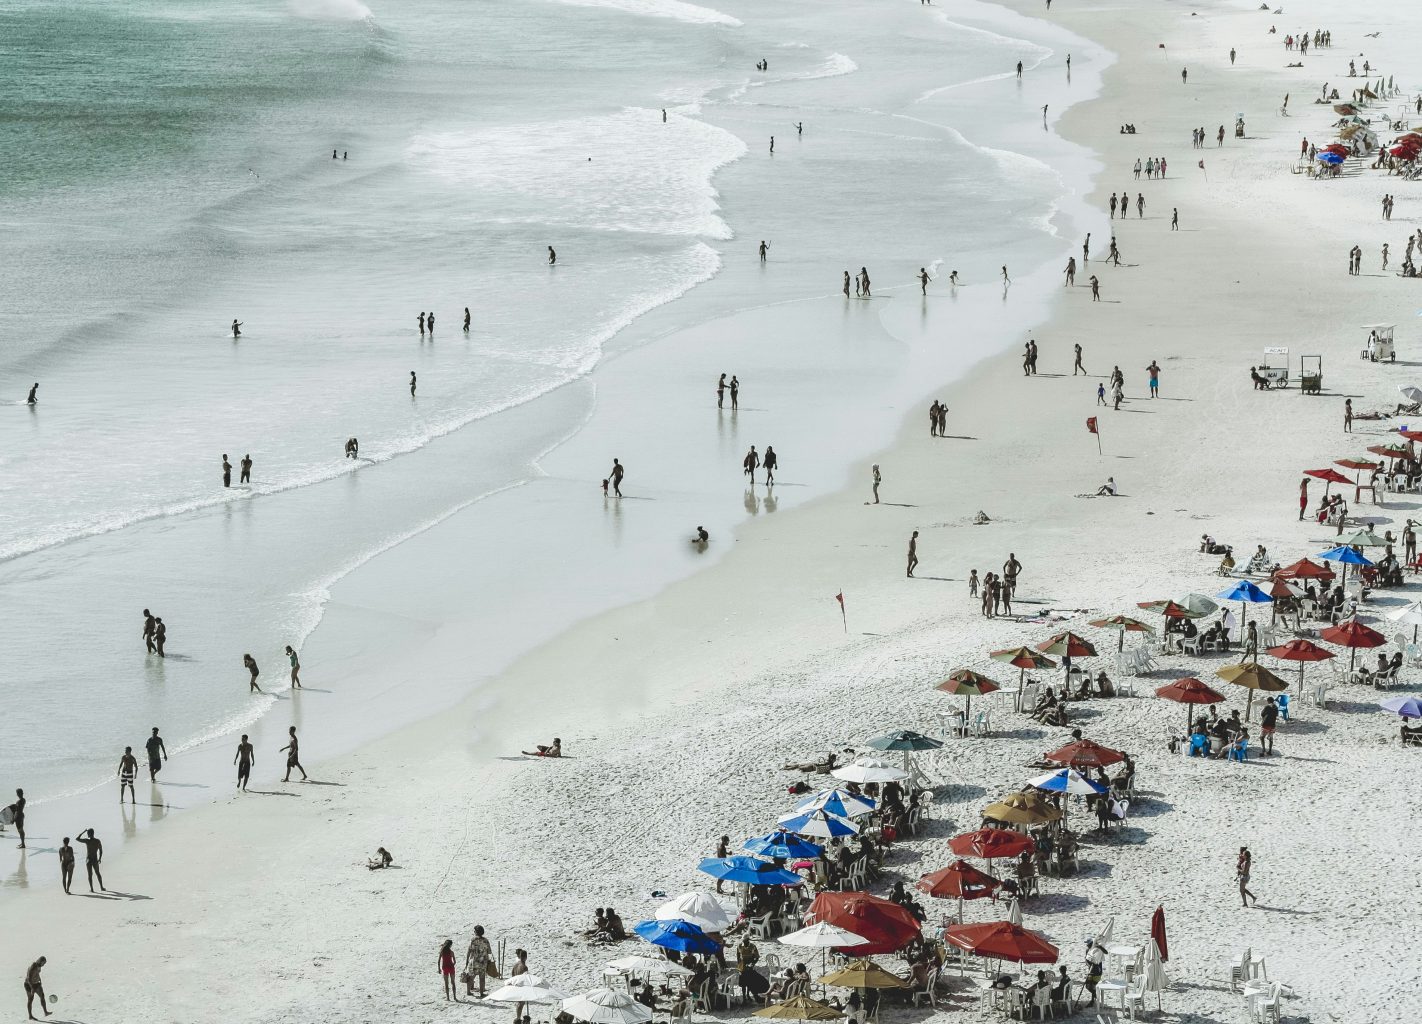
(744, 830), (824, 860)
(697, 856), (804, 887)
(1317, 151), (1344, 164)
(1217, 580), (1274, 642)
(633, 918), (721, 954)
(795, 788), (877, 819)
(776, 808), (859, 839)
(1025, 767), (1108, 796)
(1317, 545), (1374, 589)
(1379, 695), (1422, 718)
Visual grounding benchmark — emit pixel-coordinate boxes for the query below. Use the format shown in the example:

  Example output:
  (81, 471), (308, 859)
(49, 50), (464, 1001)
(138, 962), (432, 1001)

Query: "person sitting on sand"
(367, 846), (393, 870)
(692, 526), (709, 544)
(1217, 549), (1237, 575)
(582, 908), (608, 938)
(523, 738), (562, 757)
(1042, 703), (1069, 727)
(1095, 477), (1117, 496)
(603, 907), (628, 940)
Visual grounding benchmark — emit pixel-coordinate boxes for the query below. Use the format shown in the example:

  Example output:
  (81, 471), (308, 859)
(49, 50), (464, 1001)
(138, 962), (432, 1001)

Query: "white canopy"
(654, 892), (734, 933)
(562, 988), (654, 1024)
(830, 755), (909, 784)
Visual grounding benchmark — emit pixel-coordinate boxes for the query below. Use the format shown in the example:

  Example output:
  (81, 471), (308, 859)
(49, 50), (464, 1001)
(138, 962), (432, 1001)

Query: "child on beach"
(968, 570), (979, 597)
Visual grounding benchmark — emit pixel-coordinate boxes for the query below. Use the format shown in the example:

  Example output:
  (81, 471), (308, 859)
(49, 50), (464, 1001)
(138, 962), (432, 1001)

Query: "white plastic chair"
(1229, 948), (1251, 992)
(911, 969), (938, 1008)
(1031, 984), (1055, 1020)
(1255, 981), (1282, 1022)
(1123, 977), (1147, 1019)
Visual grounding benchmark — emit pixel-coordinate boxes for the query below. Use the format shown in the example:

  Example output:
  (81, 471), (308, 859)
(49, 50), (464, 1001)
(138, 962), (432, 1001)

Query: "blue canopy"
(1317, 545), (1374, 566)
(1317, 152), (1344, 164)
(697, 856), (803, 886)
(1216, 580), (1274, 603)
(775, 809), (859, 838)
(795, 788), (877, 819)
(1379, 694), (1422, 718)
(633, 918), (721, 953)
(743, 830), (824, 859)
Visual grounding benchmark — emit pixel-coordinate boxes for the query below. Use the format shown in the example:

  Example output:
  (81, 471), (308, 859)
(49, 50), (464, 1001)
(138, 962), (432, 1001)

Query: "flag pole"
(836, 591), (847, 633)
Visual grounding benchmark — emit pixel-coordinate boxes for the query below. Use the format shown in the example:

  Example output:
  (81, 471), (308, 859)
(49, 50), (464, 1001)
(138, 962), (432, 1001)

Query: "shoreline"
(7, 0), (1422, 1021)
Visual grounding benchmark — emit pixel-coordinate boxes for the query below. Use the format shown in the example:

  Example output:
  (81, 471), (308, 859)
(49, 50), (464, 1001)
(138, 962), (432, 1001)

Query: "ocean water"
(0, 0), (1104, 807)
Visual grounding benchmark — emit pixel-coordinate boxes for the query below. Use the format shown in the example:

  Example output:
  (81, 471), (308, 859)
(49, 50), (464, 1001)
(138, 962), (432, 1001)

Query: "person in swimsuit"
(243, 654), (261, 693)
(607, 459), (624, 497)
(240, 454), (252, 484)
(410, 371), (417, 396)
(522, 739), (562, 757)
(76, 828), (104, 892)
(281, 726), (307, 782)
(117, 747), (138, 804)
(759, 240), (769, 261)
(426, 311), (434, 334)
(842, 271), (851, 297)
(7, 789), (25, 849)
(222, 454), (232, 488)
(24, 957), (49, 1020)
(58, 839), (74, 894)
(729, 376), (739, 409)
(235, 735), (254, 791)
(439, 939), (460, 1001)
(907, 531), (919, 578)
(145, 727), (167, 781)
(26, 382), (38, 405)
(919, 268), (930, 294)
(463, 307), (471, 332)
(763, 446), (778, 485)
(548, 246), (556, 265)
(860, 267), (871, 297)
(285, 646), (301, 688)
(872, 464), (881, 504)
(717, 373), (726, 408)
(231, 320), (242, 337)
(743, 446), (759, 480)
(1236, 846), (1256, 906)
(154, 617), (166, 657)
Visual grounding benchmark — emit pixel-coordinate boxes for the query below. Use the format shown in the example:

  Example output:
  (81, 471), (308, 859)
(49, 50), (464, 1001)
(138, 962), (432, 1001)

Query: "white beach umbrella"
(606, 956), (693, 977)
(779, 922), (871, 950)
(1400, 384), (1422, 405)
(655, 892), (734, 933)
(488, 975), (571, 1004)
(830, 755), (909, 785)
(562, 988), (653, 1024)
(1388, 600), (1422, 643)
(1094, 916), (1116, 947)
(1142, 938), (1170, 1011)
(796, 787), (878, 819)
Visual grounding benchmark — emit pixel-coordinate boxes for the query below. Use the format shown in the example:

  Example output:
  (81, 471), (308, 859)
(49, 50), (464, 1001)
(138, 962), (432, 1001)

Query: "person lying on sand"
(523, 738), (562, 757)
(782, 752), (838, 773)
(367, 846), (393, 870)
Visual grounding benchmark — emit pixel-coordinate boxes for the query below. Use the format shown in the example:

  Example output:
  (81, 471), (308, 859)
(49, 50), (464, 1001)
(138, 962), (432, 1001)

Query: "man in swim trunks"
(240, 454), (252, 484)
(24, 957), (50, 1020)
(143, 608), (156, 652)
(145, 727), (167, 781)
(522, 739), (562, 757)
(117, 747), (138, 804)
(6, 789), (25, 849)
(907, 531), (919, 578)
(281, 726), (308, 782)
(607, 459), (624, 498)
(76, 828), (104, 892)
(235, 734), (255, 791)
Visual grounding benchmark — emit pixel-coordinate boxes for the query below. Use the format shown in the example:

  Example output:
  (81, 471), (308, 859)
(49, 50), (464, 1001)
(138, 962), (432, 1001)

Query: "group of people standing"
(842, 267), (872, 297)
(221, 453), (253, 488)
(716, 373), (740, 409)
(966, 553), (1022, 617)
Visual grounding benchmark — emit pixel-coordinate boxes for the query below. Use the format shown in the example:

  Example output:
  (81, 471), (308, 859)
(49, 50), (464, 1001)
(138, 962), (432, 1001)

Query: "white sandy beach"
(6, 0), (1422, 1022)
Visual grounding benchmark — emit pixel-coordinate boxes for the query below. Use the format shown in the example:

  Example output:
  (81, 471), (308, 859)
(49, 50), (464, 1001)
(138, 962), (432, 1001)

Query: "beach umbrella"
(1026, 767), (1108, 796)
(754, 995), (843, 1022)
(1318, 151), (1344, 164)
(1335, 458), (1380, 487)
(1095, 916), (1116, 948)
(1266, 638), (1335, 692)
(1155, 677), (1226, 733)
(806, 893), (921, 955)
(1264, 577), (1303, 621)
(697, 856), (803, 887)
(778, 922), (870, 981)
(1142, 938), (1170, 1011)
(1304, 468), (1351, 497)
(817, 958), (910, 990)
(989, 645), (1057, 686)
(1215, 662), (1288, 720)
(948, 827), (1035, 861)
(1216, 580), (1274, 643)
(936, 669), (1001, 719)
(830, 755), (909, 785)
(916, 859), (1002, 921)
(1400, 385), (1422, 407)
(864, 728), (943, 778)
(1367, 443), (1412, 462)
(777, 808), (860, 840)
(746, 830), (825, 860)
(1043, 738), (1125, 769)
(654, 892), (734, 933)
(1150, 905), (1168, 961)
(605, 956), (693, 978)
(1178, 593), (1220, 618)
(633, 919), (720, 955)
(982, 790), (1062, 826)
(1338, 527), (1387, 548)
(1319, 617), (1387, 670)
(943, 921), (1059, 965)
(1316, 544), (1374, 590)
(1036, 631), (1098, 658)
(562, 988), (653, 1024)
(1380, 694), (1422, 718)
(1275, 557), (1335, 582)
(488, 975), (571, 1005)
(1138, 599), (1201, 620)
(1387, 599), (1422, 643)
(1088, 615), (1155, 651)
(795, 789), (876, 819)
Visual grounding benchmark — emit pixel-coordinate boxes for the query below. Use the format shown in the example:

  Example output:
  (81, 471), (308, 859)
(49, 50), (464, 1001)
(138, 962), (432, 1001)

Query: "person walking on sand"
(607, 458), (625, 497)
(77, 827), (104, 892)
(117, 747), (138, 804)
(1136, 193), (1144, 217)
(907, 531), (919, 578)
(763, 446), (777, 485)
(1090, 276), (1100, 301)
(1064, 256), (1075, 286)
(286, 645), (301, 688)
(6, 789), (25, 849)
(919, 267), (930, 294)
(743, 445), (760, 480)
(439, 939), (460, 1002)
(1074, 343), (1085, 375)
(24, 958), (50, 1021)
(464, 307), (471, 332)
(1146, 360), (1160, 397)
(26, 382), (38, 405)
(58, 838), (75, 894)
(968, 570), (979, 597)
(1082, 233), (1090, 262)
(154, 617), (166, 658)
(143, 609), (157, 653)
(222, 454), (232, 488)
(1109, 194), (1117, 219)
(1097, 382), (1107, 406)
(548, 246), (556, 265)
(235, 734), (254, 791)
(1171, 207), (1179, 230)
(1236, 847), (1257, 907)
(1259, 696), (1278, 755)
(465, 926), (494, 998)
(860, 267), (871, 297)
(145, 727), (167, 781)
(1299, 478), (1309, 521)
(281, 726), (307, 782)
(1344, 398), (1353, 432)
(872, 464), (881, 504)
(243, 653), (262, 693)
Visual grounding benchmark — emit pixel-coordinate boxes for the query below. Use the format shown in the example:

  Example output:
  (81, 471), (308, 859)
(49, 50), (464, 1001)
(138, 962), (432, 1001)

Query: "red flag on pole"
(1086, 417), (1098, 434)
(835, 591), (847, 632)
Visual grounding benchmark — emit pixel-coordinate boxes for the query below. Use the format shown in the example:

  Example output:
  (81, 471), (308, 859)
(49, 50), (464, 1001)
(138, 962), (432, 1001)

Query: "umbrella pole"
(1118, 629), (1125, 653)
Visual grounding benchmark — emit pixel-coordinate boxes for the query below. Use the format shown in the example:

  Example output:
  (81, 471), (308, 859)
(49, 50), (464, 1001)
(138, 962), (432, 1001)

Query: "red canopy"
(943, 921), (1059, 964)
(1303, 468), (1351, 485)
(805, 891), (922, 955)
(1150, 906), (1169, 962)
(1036, 631), (1098, 657)
(948, 828), (1035, 860)
(1335, 458), (1380, 472)
(1154, 677), (1225, 704)
(1398, 430), (1422, 442)
(1266, 639), (1335, 662)
(1319, 619), (1386, 649)
(1043, 738), (1125, 769)
(917, 860), (1001, 900)
(1274, 558), (1335, 581)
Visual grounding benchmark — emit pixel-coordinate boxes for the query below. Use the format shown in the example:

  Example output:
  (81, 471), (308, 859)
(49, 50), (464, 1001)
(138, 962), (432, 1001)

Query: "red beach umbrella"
(1266, 638), (1335, 690)
(1036, 631), (1098, 658)
(918, 860), (1001, 921)
(1150, 906), (1169, 962)
(1303, 468), (1352, 498)
(1319, 617), (1386, 670)
(1154, 677), (1226, 732)
(1335, 458), (1380, 487)
(1274, 558), (1335, 582)
(943, 921), (1059, 965)
(1043, 738), (1124, 769)
(1398, 430), (1422, 442)
(948, 827), (1035, 861)
(805, 892), (921, 955)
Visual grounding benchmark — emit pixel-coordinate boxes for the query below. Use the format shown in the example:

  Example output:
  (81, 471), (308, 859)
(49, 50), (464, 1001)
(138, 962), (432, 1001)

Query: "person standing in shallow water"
(231, 320), (242, 337)
(418, 312), (425, 336)
(548, 246), (556, 265)
(463, 307), (471, 332)
(243, 653), (262, 693)
(426, 311), (434, 334)
(222, 454), (232, 488)
(872, 464), (881, 504)
(607, 458), (625, 497)
(410, 371), (417, 396)
(762, 446), (777, 485)
(286, 645), (301, 688)
(729, 375), (739, 410)
(919, 267), (930, 294)
(143, 609), (156, 653)
(842, 271), (851, 297)
(26, 382), (38, 405)
(240, 454), (252, 484)
(117, 747), (137, 804)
